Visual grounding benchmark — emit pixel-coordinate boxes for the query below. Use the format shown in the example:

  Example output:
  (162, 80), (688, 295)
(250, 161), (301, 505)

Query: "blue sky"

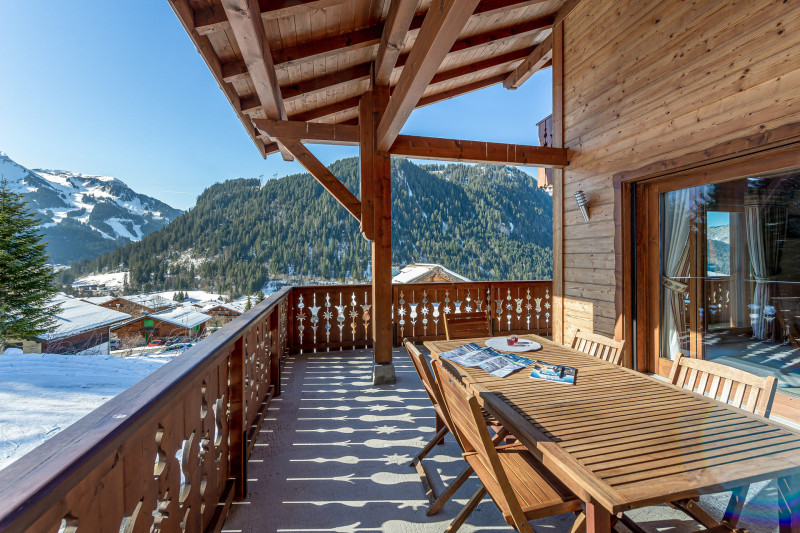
(0, 1), (552, 210)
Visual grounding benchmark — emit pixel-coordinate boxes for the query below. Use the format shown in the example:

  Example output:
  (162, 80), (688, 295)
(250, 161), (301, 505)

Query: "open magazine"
(529, 361), (577, 385)
(439, 343), (534, 378)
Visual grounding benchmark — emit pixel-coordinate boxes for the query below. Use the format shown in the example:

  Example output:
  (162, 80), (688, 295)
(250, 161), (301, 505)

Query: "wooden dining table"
(424, 334), (800, 533)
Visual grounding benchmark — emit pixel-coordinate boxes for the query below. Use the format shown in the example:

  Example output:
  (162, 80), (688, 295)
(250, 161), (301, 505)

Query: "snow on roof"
(201, 301), (244, 314)
(80, 296), (114, 305)
(391, 263), (471, 284)
(151, 307), (211, 329)
(122, 294), (173, 309)
(40, 294), (131, 340)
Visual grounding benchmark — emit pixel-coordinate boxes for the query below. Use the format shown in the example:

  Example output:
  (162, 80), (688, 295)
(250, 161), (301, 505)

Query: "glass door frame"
(633, 146), (800, 378)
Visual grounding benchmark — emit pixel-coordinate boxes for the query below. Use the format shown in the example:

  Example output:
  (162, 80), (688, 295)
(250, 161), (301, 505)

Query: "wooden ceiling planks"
(174, 0), (568, 156)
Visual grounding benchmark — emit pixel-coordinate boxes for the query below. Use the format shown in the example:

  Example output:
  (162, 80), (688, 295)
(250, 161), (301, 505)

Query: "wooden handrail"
(0, 286), (291, 533)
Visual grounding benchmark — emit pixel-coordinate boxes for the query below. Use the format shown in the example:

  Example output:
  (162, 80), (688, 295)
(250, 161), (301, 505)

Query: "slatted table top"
(424, 335), (800, 514)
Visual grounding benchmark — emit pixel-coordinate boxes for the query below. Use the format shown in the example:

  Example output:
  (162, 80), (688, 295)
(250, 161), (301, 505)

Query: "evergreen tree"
(0, 178), (60, 352)
(257, 290), (265, 302)
(245, 296), (252, 311)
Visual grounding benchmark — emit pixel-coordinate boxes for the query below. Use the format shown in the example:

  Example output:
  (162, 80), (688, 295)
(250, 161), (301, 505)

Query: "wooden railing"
(0, 287), (289, 533)
(0, 280), (550, 532)
(392, 280), (552, 344)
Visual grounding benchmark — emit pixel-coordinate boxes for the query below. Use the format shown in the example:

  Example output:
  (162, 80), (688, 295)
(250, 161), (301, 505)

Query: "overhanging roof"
(169, 0), (572, 158)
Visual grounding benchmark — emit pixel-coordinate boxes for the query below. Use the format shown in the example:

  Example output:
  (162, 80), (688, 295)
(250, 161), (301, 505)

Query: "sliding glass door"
(643, 166), (800, 398)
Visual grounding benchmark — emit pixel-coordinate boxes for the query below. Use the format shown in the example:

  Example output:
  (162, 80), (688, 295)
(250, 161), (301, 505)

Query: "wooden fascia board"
(222, 0), (291, 159)
(167, 0), (267, 157)
(253, 119), (360, 145)
(278, 139), (362, 222)
(389, 135), (568, 168)
(503, 33), (553, 89)
(377, 0), (482, 152)
(374, 0), (419, 85)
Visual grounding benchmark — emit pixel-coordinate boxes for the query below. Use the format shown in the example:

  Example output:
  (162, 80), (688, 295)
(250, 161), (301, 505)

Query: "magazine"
(529, 361), (577, 385)
(440, 343), (534, 377)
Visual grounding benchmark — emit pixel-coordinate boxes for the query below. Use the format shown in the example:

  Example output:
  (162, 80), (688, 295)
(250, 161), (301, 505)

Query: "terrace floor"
(221, 348), (785, 533)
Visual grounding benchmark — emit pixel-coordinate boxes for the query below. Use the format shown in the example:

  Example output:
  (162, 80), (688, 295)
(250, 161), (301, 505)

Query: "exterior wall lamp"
(574, 189), (589, 222)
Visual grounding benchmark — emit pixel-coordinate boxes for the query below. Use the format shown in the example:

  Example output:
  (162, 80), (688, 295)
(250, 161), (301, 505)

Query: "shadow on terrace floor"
(221, 348), (784, 533)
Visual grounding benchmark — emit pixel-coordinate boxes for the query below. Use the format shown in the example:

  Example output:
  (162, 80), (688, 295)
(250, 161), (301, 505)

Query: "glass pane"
(658, 170), (800, 397)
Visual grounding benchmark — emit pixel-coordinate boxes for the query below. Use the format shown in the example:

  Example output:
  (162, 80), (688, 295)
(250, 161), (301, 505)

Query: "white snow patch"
(73, 271), (128, 290)
(0, 351), (178, 470)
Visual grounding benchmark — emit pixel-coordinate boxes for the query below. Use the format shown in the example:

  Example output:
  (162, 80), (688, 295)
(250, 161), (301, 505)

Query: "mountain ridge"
(63, 157), (553, 296)
(0, 152), (182, 264)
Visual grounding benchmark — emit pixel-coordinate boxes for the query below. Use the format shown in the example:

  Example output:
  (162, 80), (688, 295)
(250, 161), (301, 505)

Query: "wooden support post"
(369, 84), (396, 383)
(228, 337), (247, 499)
(585, 501), (611, 533)
(360, 92), (375, 241)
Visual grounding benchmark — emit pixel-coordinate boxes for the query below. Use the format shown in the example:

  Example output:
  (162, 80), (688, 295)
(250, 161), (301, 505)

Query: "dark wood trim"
(253, 119), (360, 145)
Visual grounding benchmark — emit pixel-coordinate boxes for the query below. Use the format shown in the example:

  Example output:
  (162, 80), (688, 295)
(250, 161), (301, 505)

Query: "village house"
(97, 294), (174, 317)
(111, 306), (211, 346)
(391, 263), (471, 284)
(28, 294), (131, 354)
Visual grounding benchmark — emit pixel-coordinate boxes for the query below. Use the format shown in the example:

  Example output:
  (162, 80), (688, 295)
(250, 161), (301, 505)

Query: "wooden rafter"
(503, 33), (553, 89)
(374, 0), (419, 86)
(390, 135), (569, 167)
(221, 0), (291, 160)
(253, 119), (360, 145)
(167, 0), (267, 156)
(194, 0), (347, 35)
(278, 139), (362, 222)
(281, 65), (372, 101)
(377, 0), (482, 151)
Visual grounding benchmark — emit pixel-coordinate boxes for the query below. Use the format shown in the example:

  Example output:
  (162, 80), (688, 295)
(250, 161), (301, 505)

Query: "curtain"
(745, 185), (788, 340)
(660, 188), (693, 360)
(728, 213), (749, 328)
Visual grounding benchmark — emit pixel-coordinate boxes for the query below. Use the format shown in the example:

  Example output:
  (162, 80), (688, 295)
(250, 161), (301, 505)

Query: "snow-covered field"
(0, 349), (178, 470)
(73, 271), (128, 290)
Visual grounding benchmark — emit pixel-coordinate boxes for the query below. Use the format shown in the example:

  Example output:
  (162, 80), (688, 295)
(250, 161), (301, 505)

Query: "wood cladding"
(556, 0), (800, 347)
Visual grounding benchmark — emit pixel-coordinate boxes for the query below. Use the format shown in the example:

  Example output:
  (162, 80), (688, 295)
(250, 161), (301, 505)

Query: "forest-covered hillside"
(63, 158), (552, 296)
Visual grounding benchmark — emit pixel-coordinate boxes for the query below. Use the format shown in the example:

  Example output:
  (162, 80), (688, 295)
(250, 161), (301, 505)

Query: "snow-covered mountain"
(0, 151), (182, 265)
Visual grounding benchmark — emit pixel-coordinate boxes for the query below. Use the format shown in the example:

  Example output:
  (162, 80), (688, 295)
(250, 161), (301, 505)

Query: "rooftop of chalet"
(224, 347), (786, 532)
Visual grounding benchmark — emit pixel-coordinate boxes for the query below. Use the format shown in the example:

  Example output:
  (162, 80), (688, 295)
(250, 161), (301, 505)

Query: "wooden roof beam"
(195, 0), (347, 35)
(503, 33), (552, 89)
(390, 135), (568, 168)
(374, 0), (419, 86)
(253, 119), (360, 145)
(222, 0), (291, 160)
(377, 0), (482, 151)
(167, 0), (268, 157)
(278, 139), (362, 222)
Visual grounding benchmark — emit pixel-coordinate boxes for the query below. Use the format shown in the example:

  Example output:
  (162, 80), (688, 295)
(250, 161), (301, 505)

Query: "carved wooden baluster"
(397, 291), (407, 340)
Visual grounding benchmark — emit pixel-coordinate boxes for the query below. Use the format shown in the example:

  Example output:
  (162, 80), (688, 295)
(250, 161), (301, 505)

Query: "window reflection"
(659, 170), (800, 397)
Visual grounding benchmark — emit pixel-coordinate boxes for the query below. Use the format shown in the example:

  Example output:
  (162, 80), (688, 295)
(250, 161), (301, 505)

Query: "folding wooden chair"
(405, 339), (509, 516)
(444, 311), (492, 340)
(622, 354), (778, 532)
(571, 329), (625, 366)
(431, 357), (582, 533)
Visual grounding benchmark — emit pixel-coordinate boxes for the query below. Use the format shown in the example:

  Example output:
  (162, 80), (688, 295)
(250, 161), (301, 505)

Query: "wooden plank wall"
(556, 0), (800, 345)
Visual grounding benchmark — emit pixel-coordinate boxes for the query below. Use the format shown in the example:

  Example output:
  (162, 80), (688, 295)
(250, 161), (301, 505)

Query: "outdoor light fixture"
(574, 189), (589, 222)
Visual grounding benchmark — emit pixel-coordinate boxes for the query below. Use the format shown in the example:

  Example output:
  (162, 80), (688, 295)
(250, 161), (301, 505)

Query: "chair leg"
(446, 486), (487, 533)
(427, 463), (474, 515)
(722, 485), (748, 527)
(669, 498), (721, 530)
(570, 512), (586, 533)
(409, 426), (448, 467)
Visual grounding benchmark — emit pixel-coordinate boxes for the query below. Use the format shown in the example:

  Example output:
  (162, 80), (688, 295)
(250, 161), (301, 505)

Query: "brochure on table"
(529, 361), (577, 385)
(440, 343), (534, 378)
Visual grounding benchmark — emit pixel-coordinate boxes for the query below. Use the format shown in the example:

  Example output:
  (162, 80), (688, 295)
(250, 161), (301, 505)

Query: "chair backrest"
(404, 339), (455, 434)
(443, 311), (491, 340)
(571, 329), (625, 365)
(431, 358), (522, 518)
(668, 354), (778, 417)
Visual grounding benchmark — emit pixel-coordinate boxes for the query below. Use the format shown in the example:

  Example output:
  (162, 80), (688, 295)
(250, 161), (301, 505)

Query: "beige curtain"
(661, 189), (693, 359)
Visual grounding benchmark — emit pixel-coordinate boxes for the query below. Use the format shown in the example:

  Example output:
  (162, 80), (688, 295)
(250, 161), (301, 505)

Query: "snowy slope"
(0, 151), (182, 264)
(0, 349), (178, 470)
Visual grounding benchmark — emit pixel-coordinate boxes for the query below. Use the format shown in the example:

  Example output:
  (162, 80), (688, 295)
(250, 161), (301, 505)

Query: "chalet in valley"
(112, 307), (211, 345)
